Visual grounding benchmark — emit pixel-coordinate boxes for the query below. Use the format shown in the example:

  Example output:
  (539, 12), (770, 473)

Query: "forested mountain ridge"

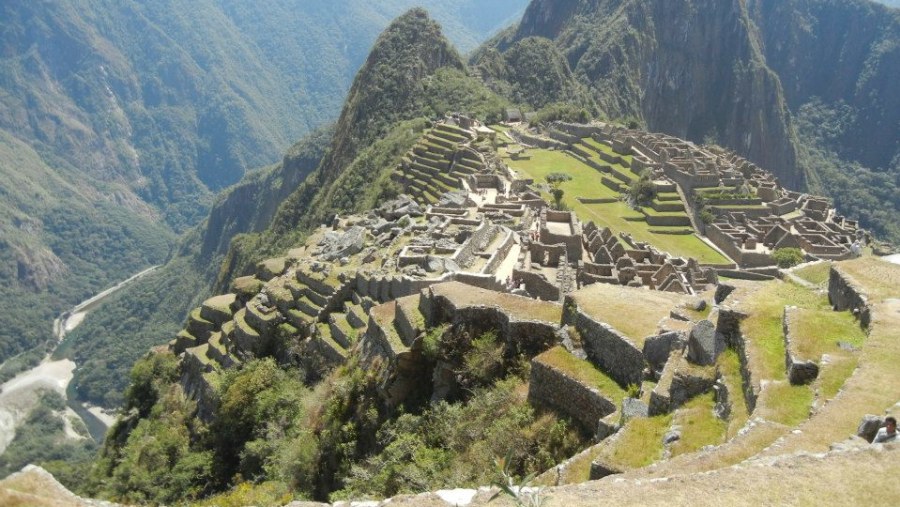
(0, 0), (528, 371)
(62, 6), (508, 407)
(748, 0), (900, 242)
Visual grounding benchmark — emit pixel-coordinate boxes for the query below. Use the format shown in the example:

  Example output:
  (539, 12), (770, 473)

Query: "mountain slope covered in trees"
(0, 0), (528, 377)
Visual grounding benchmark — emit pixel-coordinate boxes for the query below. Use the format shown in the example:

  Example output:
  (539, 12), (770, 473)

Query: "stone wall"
(716, 307), (759, 412)
(645, 214), (692, 227)
(782, 307), (820, 385)
(422, 286), (561, 357)
(553, 122), (604, 138)
(547, 128), (580, 146)
(511, 130), (568, 150)
(529, 355), (617, 434)
(564, 301), (645, 387)
(828, 266), (871, 328)
(453, 221), (495, 268)
(514, 268), (561, 301)
(482, 230), (516, 275)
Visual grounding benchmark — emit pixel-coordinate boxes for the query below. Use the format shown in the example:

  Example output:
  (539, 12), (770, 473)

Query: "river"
(0, 265), (159, 453)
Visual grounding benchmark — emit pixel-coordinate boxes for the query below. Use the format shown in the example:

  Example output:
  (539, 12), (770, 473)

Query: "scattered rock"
(664, 428), (682, 444)
(319, 226), (366, 261)
(857, 414), (884, 443)
(837, 341), (858, 352)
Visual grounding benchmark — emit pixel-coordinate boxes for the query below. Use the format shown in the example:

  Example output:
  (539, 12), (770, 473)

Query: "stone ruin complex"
(167, 115), (881, 484)
(558, 122), (864, 268)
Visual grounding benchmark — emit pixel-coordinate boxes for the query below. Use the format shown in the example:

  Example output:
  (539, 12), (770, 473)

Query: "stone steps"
(430, 127), (469, 145)
(425, 133), (456, 150)
(434, 122), (472, 139)
(315, 323), (349, 363)
(296, 296), (323, 320)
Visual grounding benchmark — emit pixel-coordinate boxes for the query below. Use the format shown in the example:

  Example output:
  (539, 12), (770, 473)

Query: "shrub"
(772, 248), (805, 268)
(627, 170), (656, 206)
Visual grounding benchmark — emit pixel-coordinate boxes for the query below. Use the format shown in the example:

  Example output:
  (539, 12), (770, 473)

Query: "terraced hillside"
(392, 122), (486, 205)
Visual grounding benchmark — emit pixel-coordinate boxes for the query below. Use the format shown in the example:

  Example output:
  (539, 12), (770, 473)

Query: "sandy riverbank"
(0, 358), (75, 453)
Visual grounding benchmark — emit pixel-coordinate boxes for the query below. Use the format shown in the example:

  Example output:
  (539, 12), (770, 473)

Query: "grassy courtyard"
(499, 144), (730, 264)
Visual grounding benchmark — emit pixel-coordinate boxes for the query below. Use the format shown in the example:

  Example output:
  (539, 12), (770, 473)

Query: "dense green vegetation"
(85, 325), (584, 505)
(59, 255), (208, 408)
(472, 37), (596, 112)
(0, 0), (527, 372)
(795, 100), (900, 244)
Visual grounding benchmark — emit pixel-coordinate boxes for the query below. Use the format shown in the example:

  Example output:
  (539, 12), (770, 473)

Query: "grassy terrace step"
(651, 200), (685, 212)
(200, 293), (236, 324)
(370, 300), (408, 355)
(656, 192), (682, 202)
(302, 285), (330, 308)
(394, 295), (426, 346)
(430, 128), (469, 144)
(568, 284), (693, 346)
(539, 346), (626, 406)
(415, 154), (450, 172)
(345, 303), (367, 328)
(187, 308), (216, 342)
(316, 323), (349, 361)
(425, 134), (457, 150)
(429, 282), (562, 323)
(756, 258), (900, 455)
(434, 122), (471, 137)
(453, 158), (480, 172)
(296, 296), (323, 319)
(328, 313), (356, 348)
(421, 140), (454, 156)
(268, 284), (296, 314)
(409, 159), (439, 176)
(232, 308), (260, 346)
(206, 332), (230, 366)
(244, 303), (279, 333)
(286, 308), (311, 329)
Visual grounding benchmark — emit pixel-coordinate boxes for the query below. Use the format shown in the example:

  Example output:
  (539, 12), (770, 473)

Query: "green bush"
(772, 248), (805, 268)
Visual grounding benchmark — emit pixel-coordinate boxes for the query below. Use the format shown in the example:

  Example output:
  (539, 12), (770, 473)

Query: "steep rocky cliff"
(748, 0), (900, 174)
(482, 0), (801, 188)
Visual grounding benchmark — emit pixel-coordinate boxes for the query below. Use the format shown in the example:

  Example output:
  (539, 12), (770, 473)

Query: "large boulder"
(687, 320), (723, 366)
(320, 226), (366, 261)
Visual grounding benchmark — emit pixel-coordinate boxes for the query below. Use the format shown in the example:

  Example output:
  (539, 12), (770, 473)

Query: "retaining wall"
(563, 300), (645, 387)
(529, 355), (617, 433)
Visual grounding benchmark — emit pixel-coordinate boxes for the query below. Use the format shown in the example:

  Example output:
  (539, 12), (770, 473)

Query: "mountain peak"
(326, 7), (464, 170)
